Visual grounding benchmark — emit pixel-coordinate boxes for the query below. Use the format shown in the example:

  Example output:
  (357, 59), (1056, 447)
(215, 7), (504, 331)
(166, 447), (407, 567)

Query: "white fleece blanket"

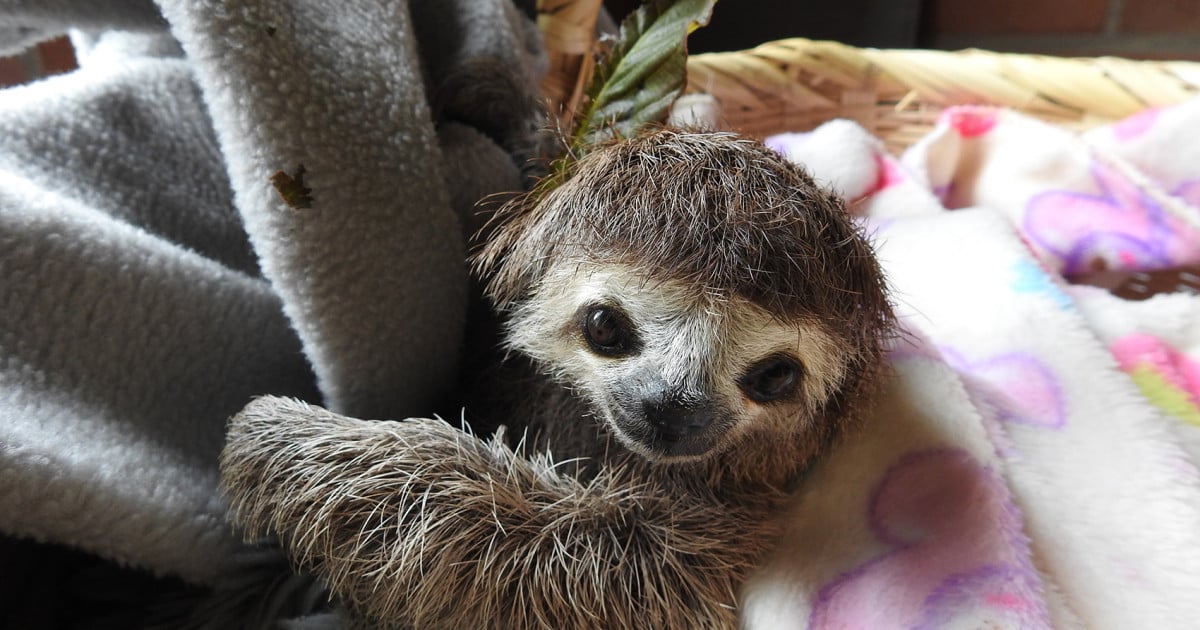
(744, 106), (1200, 629)
(0, 0), (543, 613)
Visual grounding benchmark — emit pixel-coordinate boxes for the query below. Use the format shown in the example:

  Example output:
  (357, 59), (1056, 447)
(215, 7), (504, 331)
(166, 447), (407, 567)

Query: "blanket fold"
(156, 0), (469, 420)
(1, 0), (545, 621)
(0, 0), (166, 56)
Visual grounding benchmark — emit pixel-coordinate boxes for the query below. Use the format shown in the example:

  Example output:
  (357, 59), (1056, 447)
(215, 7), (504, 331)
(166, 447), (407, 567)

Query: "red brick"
(37, 36), (77, 75)
(1121, 0), (1200, 33)
(927, 0), (1108, 35)
(0, 57), (26, 87)
(1113, 49), (1200, 60)
(927, 31), (1200, 61)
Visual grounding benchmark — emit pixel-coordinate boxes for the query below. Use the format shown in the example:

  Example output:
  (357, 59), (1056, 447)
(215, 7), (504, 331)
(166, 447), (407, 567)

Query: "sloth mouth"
(645, 429), (715, 458)
(607, 408), (728, 461)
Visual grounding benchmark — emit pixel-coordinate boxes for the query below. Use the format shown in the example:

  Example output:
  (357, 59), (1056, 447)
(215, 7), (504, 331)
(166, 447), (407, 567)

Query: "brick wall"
(922, 0), (1200, 59)
(0, 36), (77, 88)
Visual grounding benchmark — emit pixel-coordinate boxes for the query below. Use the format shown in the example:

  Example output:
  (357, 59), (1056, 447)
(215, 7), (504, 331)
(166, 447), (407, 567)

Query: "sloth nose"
(642, 397), (713, 439)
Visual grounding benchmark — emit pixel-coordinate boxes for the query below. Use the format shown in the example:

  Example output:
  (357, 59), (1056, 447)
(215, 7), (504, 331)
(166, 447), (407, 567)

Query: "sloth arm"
(221, 396), (780, 630)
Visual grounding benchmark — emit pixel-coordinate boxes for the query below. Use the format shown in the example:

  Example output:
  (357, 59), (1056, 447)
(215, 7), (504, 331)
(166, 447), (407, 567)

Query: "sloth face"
(505, 263), (850, 463)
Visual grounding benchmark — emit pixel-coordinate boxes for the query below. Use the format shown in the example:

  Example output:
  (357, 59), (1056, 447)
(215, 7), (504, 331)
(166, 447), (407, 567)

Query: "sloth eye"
(739, 355), (802, 403)
(582, 305), (636, 356)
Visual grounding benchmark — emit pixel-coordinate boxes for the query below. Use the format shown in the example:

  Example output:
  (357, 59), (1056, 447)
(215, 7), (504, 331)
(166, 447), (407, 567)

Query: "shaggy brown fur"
(474, 128), (892, 422)
(220, 129), (894, 629)
(223, 398), (779, 629)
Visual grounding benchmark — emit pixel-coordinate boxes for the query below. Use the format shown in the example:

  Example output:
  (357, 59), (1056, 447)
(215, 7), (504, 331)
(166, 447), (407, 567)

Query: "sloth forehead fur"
(474, 127), (893, 463)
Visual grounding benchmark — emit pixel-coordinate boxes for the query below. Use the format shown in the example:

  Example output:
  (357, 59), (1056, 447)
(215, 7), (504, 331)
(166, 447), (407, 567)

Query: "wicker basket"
(684, 39), (1200, 154)
(537, 2), (1200, 152)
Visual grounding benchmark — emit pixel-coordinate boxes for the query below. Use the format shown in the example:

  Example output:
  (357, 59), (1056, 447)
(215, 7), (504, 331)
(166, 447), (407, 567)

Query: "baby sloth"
(471, 129), (892, 471)
(221, 128), (893, 629)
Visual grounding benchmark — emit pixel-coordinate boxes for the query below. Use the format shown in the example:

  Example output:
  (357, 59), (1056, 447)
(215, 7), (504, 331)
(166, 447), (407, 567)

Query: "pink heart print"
(809, 449), (1049, 629)
(940, 347), (1067, 430)
(1023, 161), (1200, 275)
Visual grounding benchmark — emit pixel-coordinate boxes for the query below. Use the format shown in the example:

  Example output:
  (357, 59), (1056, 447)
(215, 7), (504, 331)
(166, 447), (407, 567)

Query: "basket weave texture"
(536, 2), (1200, 153)
(686, 38), (1200, 152)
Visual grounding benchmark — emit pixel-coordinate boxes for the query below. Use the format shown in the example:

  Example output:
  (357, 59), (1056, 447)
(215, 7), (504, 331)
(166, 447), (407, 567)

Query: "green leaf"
(572, 0), (716, 152)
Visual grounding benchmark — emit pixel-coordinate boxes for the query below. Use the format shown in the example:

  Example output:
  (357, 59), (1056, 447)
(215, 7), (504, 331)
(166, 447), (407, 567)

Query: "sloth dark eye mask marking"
(739, 354), (803, 403)
(580, 304), (640, 356)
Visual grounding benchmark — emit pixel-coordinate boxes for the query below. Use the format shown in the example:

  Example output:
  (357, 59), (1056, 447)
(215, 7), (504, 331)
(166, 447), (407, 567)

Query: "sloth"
(220, 128), (894, 629)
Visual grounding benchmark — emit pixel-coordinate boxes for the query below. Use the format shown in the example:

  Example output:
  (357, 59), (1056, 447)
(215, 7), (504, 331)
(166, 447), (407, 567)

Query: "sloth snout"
(642, 397), (713, 439)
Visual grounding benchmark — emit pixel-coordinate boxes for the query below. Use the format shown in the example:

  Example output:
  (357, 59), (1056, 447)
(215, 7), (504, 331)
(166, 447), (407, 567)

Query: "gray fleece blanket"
(0, 0), (543, 623)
